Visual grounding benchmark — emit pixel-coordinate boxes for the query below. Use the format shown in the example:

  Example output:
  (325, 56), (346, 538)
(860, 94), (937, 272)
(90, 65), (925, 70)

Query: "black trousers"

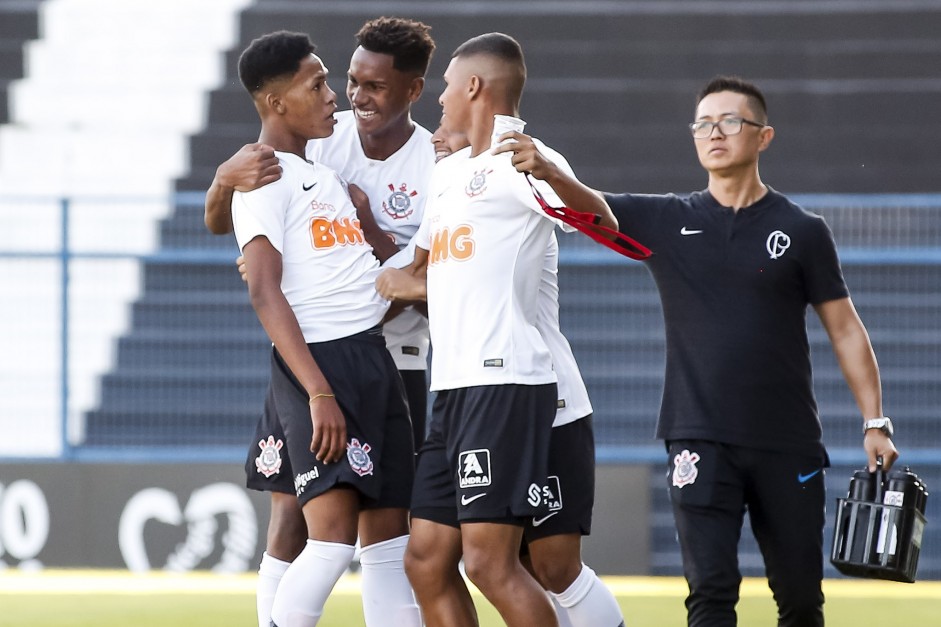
(667, 440), (827, 627)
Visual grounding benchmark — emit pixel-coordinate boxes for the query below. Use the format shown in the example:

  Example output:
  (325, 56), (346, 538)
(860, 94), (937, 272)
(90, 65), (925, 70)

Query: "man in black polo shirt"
(502, 75), (900, 627)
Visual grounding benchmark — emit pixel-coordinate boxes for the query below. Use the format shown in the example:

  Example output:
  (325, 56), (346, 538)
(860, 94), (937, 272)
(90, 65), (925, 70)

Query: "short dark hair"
(356, 17), (435, 76)
(697, 75), (768, 122)
(452, 32), (525, 71)
(238, 31), (317, 95)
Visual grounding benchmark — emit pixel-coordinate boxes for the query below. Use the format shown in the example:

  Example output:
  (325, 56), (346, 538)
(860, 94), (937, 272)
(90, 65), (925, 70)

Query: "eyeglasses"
(689, 117), (765, 139)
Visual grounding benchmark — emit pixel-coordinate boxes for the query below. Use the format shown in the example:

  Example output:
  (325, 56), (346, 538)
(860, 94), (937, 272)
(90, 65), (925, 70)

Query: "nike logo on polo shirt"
(461, 493), (487, 506)
(798, 470), (821, 483)
(680, 227), (703, 235)
(532, 512), (559, 527)
(302, 182), (318, 191)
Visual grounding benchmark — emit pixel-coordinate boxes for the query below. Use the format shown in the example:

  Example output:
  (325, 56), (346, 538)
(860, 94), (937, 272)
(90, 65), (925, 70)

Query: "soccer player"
(230, 31), (419, 626)
(206, 17), (435, 448)
(379, 125), (626, 627)
(518, 75), (899, 627)
(376, 33), (618, 627)
(204, 18), (434, 626)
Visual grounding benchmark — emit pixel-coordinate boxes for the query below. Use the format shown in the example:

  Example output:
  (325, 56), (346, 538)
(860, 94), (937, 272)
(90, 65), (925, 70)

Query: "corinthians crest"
(255, 435), (284, 478)
(347, 438), (375, 477)
(672, 449), (701, 488)
(465, 168), (494, 197)
(382, 183), (418, 220)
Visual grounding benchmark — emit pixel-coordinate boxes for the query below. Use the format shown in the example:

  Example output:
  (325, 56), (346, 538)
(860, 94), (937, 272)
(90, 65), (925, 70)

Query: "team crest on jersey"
(465, 168), (494, 197)
(672, 449), (701, 488)
(382, 183), (418, 220)
(766, 230), (791, 259)
(459, 449), (492, 488)
(254, 435), (284, 478)
(346, 438), (374, 476)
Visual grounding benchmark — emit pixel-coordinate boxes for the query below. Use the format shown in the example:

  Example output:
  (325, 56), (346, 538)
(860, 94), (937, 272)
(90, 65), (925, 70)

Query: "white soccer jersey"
(232, 151), (388, 343)
(539, 233), (592, 427)
(306, 111), (434, 369)
(416, 138), (575, 390)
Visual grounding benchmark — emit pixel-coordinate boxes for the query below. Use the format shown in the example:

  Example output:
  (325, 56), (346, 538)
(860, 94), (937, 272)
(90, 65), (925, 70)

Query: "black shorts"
(411, 383), (556, 524)
(410, 392), (454, 525)
(245, 383), (295, 495)
(246, 366), (422, 497)
(245, 327), (414, 509)
(523, 415), (596, 542)
(399, 369), (428, 449)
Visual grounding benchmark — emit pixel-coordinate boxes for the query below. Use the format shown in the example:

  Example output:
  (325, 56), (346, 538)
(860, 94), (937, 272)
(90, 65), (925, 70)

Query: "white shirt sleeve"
(232, 177), (292, 254)
(412, 209), (432, 252)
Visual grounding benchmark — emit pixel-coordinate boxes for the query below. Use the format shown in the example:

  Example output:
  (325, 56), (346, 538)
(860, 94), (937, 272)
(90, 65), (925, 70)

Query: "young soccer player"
(231, 30), (418, 626)
(380, 125), (626, 627)
(377, 33), (618, 627)
(204, 18), (435, 626)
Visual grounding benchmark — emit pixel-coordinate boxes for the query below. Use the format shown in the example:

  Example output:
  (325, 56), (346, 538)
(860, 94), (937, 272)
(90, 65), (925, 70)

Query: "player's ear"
(468, 74), (482, 100)
(408, 76), (424, 103)
(263, 88), (286, 115)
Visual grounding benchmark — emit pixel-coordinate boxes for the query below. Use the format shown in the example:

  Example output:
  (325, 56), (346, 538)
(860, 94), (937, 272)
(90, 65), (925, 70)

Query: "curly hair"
(355, 17), (435, 76)
(238, 30), (317, 94)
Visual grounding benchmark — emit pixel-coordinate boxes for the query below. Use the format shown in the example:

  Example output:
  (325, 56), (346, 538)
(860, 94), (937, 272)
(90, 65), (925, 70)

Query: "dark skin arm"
(376, 247), (429, 303)
(349, 184), (398, 263)
(242, 235), (346, 463)
(492, 131), (619, 232)
(205, 144), (399, 264)
(205, 143), (282, 234)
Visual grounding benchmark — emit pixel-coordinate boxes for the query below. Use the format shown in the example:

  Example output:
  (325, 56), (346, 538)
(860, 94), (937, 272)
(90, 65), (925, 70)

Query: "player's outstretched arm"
(376, 247), (428, 303)
(814, 296), (898, 471)
(205, 143), (282, 234)
(493, 132), (618, 231)
(243, 235), (346, 463)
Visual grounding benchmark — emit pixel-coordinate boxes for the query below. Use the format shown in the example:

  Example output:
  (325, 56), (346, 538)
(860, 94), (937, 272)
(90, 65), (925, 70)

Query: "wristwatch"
(863, 417), (894, 438)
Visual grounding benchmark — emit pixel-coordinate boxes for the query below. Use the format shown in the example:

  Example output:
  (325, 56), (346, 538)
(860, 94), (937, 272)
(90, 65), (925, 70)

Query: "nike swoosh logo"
(680, 227), (703, 235)
(798, 470), (821, 483)
(461, 493), (486, 506)
(302, 182), (317, 191)
(532, 512), (559, 527)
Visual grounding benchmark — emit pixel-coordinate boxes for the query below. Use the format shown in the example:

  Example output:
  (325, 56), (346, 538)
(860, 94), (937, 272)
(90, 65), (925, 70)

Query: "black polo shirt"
(604, 188), (848, 457)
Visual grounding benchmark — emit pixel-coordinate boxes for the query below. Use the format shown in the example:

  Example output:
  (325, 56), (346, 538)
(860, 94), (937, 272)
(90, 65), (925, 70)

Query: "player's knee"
(461, 551), (512, 594)
(529, 556), (581, 593)
(404, 540), (440, 587)
(267, 497), (307, 560)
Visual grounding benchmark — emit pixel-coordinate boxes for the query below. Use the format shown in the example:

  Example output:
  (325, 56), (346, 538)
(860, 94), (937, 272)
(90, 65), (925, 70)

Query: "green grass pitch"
(1, 570), (937, 626)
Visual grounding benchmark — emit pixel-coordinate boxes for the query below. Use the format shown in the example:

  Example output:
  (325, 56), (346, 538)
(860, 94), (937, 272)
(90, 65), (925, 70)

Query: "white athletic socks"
(551, 563), (625, 627)
(269, 539), (356, 627)
(257, 552), (291, 627)
(550, 595), (577, 627)
(359, 535), (422, 627)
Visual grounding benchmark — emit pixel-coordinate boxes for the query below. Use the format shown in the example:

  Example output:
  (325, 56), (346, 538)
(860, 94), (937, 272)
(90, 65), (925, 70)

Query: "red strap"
(526, 175), (652, 261)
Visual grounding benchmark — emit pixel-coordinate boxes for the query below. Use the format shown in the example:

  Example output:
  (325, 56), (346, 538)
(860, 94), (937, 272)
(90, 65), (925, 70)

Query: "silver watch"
(863, 417), (894, 438)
